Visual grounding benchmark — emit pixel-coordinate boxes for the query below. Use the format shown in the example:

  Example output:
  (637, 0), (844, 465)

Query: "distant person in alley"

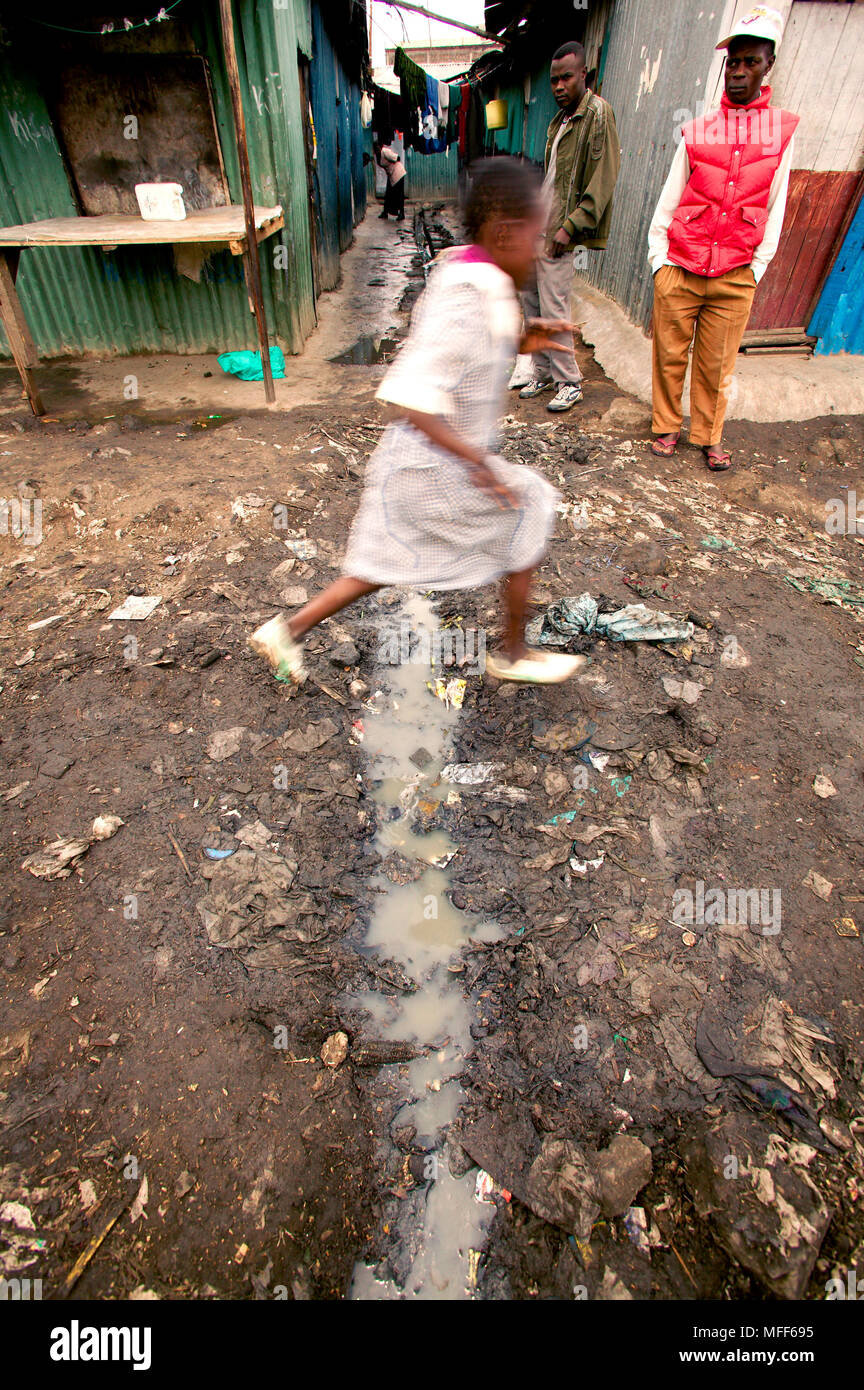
(250, 159), (586, 687)
(516, 40), (620, 412)
(374, 139), (406, 222)
(648, 6), (798, 470)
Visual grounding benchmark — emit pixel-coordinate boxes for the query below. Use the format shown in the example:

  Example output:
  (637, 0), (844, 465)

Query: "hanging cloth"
(457, 81), (471, 155)
(446, 83), (461, 147)
(423, 73), (446, 153)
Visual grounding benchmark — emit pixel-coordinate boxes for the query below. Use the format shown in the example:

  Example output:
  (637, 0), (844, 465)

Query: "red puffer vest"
(668, 86), (798, 277)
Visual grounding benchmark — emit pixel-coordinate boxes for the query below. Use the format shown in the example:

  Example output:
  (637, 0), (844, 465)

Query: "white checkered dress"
(342, 254), (558, 590)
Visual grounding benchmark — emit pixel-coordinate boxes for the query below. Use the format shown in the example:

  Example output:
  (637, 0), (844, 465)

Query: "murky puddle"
(331, 334), (399, 366)
(349, 593), (502, 1300)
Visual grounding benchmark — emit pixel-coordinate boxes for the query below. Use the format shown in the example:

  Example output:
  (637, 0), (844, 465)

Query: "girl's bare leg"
(499, 566), (535, 662)
(286, 577), (382, 639)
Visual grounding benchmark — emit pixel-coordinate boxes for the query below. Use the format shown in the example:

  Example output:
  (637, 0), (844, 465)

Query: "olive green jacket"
(544, 90), (620, 253)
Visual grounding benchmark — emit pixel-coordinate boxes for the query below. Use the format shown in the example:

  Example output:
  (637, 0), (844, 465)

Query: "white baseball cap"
(716, 5), (785, 52)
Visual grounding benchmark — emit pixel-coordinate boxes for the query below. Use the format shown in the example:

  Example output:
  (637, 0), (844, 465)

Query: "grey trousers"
(521, 250), (582, 385)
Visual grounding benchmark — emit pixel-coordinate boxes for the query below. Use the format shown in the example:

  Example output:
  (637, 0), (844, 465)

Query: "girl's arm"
(401, 408), (518, 510)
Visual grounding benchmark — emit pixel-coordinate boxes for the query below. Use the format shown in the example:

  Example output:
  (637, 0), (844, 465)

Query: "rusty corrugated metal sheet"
(0, 0), (366, 361)
(579, 0), (729, 330)
(810, 186), (864, 355)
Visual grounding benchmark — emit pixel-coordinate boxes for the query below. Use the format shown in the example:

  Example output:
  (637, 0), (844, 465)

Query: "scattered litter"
(533, 718), (595, 752)
(91, 814), (123, 841)
(609, 774), (632, 797)
(662, 677), (703, 705)
(440, 762), (501, 785)
(27, 614), (66, 631)
(231, 494), (267, 521)
(528, 592), (694, 647)
(3, 781), (30, 801)
(282, 718), (338, 753)
(813, 774), (837, 799)
(427, 677), (466, 709)
(321, 1032), (349, 1069)
(700, 535), (736, 551)
(784, 575), (864, 612)
(21, 837), (90, 879)
(283, 535), (317, 560)
(624, 1206), (651, 1255)
(207, 726), (247, 762)
(15, 649), (35, 666)
(129, 1176), (149, 1224)
(833, 917), (859, 938)
(218, 346), (285, 381)
(569, 852), (605, 876)
(474, 1170), (511, 1205)
(803, 868), (833, 901)
(204, 847), (236, 861)
(525, 1137), (601, 1240)
(108, 595), (161, 621)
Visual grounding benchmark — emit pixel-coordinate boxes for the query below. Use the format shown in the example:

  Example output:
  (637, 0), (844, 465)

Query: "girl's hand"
(520, 317), (575, 355)
(465, 457), (519, 510)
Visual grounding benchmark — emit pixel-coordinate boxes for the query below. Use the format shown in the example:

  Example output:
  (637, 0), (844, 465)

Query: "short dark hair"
(462, 157), (542, 241)
(552, 42), (586, 65)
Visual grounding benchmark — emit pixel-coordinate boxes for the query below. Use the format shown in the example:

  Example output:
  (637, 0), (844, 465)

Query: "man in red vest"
(648, 7), (798, 470)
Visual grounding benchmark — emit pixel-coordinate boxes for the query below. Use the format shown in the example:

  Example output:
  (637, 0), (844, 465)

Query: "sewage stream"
(349, 592), (502, 1300)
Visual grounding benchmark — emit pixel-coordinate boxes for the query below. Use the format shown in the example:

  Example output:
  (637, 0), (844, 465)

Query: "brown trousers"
(651, 263), (756, 447)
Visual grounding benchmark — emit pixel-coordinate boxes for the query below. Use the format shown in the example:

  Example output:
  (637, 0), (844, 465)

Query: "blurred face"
(489, 205), (546, 287)
(724, 38), (774, 105)
(550, 53), (587, 113)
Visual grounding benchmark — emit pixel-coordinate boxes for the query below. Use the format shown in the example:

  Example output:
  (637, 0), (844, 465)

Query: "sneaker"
(248, 615), (307, 685)
(518, 378), (554, 399)
(547, 383), (583, 412)
(485, 650), (588, 684)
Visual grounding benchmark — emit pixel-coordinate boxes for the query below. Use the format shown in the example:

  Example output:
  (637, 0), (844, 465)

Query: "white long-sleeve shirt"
(647, 134), (794, 283)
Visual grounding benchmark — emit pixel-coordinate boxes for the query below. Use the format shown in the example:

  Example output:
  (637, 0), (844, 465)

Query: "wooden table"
(0, 204), (284, 414)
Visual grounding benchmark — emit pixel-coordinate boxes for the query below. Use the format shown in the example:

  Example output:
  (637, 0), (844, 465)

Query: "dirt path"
(1, 206), (863, 1301)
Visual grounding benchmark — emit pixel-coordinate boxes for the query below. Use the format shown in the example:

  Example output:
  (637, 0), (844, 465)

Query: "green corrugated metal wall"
(0, 0), (365, 362)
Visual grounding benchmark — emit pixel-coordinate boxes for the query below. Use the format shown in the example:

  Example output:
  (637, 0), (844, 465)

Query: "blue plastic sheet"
(217, 346), (286, 382)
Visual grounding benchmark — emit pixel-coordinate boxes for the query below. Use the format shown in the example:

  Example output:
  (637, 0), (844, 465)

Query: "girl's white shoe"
(485, 649), (587, 684)
(248, 615), (307, 685)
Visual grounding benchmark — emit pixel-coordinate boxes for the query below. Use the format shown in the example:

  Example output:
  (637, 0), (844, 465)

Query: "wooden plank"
(0, 251), (43, 415)
(748, 171), (809, 330)
(785, 171), (856, 326)
(0, 205), (283, 249)
(749, 169), (859, 331)
(219, 0), (275, 406)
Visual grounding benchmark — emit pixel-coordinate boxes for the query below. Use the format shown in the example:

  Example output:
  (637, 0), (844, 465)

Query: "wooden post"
(218, 0), (276, 404)
(0, 250), (44, 416)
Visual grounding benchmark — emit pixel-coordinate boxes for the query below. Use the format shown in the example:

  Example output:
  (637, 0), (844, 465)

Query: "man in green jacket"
(518, 42), (620, 412)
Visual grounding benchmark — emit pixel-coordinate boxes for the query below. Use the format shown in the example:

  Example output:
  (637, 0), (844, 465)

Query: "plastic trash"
(527, 593), (694, 647)
(108, 595), (161, 621)
(217, 346), (286, 382)
(427, 678), (466, 710)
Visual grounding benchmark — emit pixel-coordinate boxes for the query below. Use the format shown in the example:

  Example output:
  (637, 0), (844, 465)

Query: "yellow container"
(485, 99), (509, 131)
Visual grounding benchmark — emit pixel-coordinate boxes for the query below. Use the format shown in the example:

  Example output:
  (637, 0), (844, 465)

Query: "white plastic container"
(134, 182), (186, 221)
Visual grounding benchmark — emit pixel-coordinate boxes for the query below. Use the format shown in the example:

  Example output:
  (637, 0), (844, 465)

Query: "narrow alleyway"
(1, 200), (863, 1301)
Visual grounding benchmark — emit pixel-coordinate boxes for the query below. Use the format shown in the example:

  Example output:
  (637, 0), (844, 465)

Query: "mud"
(1, 204), (863, 1302)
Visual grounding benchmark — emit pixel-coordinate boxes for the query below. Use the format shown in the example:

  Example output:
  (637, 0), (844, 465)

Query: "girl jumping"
(250, 157), (586, 687)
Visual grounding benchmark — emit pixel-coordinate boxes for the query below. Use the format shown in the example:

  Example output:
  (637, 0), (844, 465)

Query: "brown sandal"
(703, 447), (732, 471)
(651, 433), (680, 457)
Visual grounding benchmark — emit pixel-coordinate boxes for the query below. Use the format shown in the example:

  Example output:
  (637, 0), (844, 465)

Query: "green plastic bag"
(217, 346), (285, 381)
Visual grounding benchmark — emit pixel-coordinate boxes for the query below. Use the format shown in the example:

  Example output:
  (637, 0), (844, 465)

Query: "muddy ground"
(1, 209), (863, 1301)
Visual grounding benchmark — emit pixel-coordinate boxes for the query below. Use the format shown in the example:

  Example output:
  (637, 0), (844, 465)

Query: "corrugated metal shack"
(483, 0), (864, 354)
(0, 0), (368, 361)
